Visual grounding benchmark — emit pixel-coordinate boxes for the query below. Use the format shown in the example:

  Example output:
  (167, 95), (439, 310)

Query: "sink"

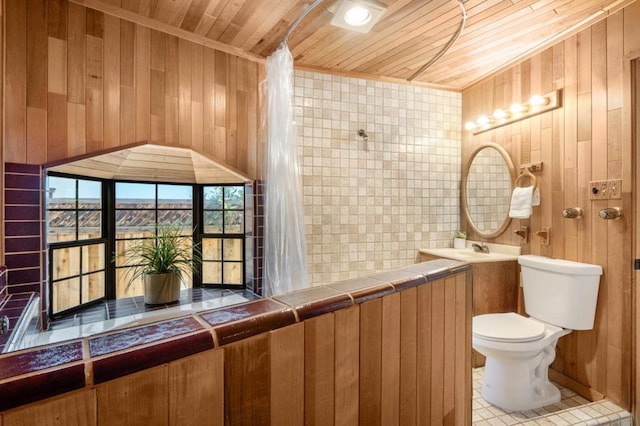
(420, 242), (520, 263)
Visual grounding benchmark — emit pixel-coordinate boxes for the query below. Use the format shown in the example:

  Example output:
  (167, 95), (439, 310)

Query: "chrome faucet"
(472, 242), (490, 253)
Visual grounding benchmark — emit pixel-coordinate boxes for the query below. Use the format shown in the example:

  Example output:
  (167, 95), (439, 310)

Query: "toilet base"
(481, 343), (560, 412)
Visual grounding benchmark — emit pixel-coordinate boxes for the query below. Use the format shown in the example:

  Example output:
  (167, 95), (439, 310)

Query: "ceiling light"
(330, 0), (387, 34)
(344, 6), (371, 26)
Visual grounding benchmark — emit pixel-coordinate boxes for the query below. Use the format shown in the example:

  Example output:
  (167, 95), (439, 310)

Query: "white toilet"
(472, 255), (602, 411)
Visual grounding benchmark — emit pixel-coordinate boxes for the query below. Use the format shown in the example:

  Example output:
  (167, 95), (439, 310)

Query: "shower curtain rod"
(277, 0), (467, 82)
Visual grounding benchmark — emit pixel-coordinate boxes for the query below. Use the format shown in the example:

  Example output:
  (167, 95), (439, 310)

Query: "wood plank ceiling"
(73, 0), (636, 90)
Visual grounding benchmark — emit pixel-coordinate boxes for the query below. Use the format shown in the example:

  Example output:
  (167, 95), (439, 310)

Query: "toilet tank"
(518, 255), (602, 330)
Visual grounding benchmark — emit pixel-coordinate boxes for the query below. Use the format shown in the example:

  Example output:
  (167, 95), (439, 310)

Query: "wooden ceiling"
(74, 0), (636, 90)
(47, 144), (252, 183)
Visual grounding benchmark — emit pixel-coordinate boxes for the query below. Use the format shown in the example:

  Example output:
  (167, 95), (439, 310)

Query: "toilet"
(472, 255), (602, 411)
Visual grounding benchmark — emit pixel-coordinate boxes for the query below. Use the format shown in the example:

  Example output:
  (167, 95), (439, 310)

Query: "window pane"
(204, 211), (223, 233)
(224, 186), (244, 209)
(224, 211), (244, 233)
(223, 239), (242, 261)
(78, 211), (101, 239)
(116, 210), (156, 235)
(203, 187), (223, 209)
(203, 238), (222, 261)
(47, 176), (76, 208)
(158, 185), (192, 209)
(203, 262), (222, 284)
(78, 180), (102, 209)
(82, 272), (105, 303)
(116, 182), (155, 208)
(157, 210), (192, 231)
(48, 211), (76, 241)
(114, 239), (149, 267)
(116, 266), (143, 298)
(223, 262), (243, 285)
(52, 247), (80, 280)
(53, 278), (80, 314)
(82, 243), (105, 273)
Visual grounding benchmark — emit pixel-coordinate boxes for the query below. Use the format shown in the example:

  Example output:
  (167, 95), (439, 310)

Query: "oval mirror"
(462, 143), (516, 238)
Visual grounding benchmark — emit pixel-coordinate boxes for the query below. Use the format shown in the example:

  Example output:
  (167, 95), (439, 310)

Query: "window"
(114, 183), (194, 298)
(202, 186), (245, 286)
(46, 176), (106, 316)
(46, 175), (250, 316)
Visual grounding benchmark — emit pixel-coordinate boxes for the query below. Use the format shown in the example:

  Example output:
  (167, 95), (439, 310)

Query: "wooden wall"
(0, 273), (472, 425)
(462, 2), (640, 409)
(3, 0), (261, 178)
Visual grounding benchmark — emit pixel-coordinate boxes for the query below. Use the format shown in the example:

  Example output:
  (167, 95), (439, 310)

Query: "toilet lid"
(473, 313), (546, 343)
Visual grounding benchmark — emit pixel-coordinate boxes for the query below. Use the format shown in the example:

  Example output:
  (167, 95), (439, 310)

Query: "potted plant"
(119, 226), (202, 305)
(453, 230), (467, 249)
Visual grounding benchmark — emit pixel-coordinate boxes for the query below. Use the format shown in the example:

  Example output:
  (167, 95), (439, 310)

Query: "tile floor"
(473, 368), (631, 425)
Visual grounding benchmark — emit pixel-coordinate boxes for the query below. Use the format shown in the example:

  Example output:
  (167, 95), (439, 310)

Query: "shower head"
(357, 129), (368, 140)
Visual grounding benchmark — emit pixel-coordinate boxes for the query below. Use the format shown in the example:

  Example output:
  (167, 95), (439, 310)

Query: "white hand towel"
(509, 186), (535, 219)
(532, 187), (541, 206)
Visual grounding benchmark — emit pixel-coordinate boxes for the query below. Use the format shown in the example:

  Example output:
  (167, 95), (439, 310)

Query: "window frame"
(46, 173), (108, 318)
(199, 184), (247, 288)
(45, 173), (250, 318)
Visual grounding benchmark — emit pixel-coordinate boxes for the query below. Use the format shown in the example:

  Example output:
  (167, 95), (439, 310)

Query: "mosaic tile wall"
(293, 70), (462, 285)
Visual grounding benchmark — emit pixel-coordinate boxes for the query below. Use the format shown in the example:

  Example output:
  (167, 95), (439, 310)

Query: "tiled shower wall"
(293, 71), (462, 285)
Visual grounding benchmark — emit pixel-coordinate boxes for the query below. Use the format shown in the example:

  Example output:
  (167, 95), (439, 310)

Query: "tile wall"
(293, 70), (462, 285)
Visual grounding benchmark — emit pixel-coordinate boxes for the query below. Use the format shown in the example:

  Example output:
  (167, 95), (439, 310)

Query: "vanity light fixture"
(330, 0), (387, 33)
(466, 89), (562, 135)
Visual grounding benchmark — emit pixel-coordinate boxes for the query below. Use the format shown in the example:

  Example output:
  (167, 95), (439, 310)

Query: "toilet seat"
(473, 313), (546, 343)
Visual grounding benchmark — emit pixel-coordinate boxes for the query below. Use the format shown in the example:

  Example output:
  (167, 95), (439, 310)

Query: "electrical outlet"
(589, 181), (607, 200)
(589, 179), (622, 200)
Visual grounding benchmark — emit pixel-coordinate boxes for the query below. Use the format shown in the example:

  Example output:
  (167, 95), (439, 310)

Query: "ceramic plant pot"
(144, 272), (181, 305)
(453, 238), (466, 249)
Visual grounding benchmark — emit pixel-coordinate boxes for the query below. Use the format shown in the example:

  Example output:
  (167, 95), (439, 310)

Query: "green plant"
(118, 226), (202, 287)
(454, 229), (467, 239)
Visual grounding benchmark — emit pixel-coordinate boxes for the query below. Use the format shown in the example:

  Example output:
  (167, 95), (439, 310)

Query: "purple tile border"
(274, 286), (353, 321)
(4, 163), (41, 174)
(5, 237), (42, 253)
(92, 331), (214, 384)
(0, 259), (469, 411)
(199, 298), (296, 346)
(89, 316), (205, 357)
(0, 364), (86, 412)
(0, 341), (84, 380)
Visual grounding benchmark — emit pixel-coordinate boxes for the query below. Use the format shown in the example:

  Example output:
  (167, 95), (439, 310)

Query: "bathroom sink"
(419, 242), (520, 263)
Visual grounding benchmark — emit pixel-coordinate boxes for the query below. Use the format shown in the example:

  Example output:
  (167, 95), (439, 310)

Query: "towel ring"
(514, 167), (537, 190)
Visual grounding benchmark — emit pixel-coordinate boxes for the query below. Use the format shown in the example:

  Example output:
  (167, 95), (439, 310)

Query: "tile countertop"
(420, 241), (521, 263)
(0, 259), (472, 412)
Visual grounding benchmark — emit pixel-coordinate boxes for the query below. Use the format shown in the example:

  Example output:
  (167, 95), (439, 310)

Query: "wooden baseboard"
(548, 369), (605, 402)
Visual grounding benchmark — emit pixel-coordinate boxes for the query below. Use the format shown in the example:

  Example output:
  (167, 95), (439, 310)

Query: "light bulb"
(476, 115), (492, 126)
(529, 94), (549, 107)
(509, 103), (528, 114)
(493, 109), (509, 120)
(464, 121), (477, 131)
(344, 6), (371, 26)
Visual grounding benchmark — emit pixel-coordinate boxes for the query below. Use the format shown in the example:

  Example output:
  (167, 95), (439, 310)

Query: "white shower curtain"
(263, 44), (309, 296)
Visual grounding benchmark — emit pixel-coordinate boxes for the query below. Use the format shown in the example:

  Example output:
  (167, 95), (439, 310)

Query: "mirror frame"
(461, 142), (516, 239)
